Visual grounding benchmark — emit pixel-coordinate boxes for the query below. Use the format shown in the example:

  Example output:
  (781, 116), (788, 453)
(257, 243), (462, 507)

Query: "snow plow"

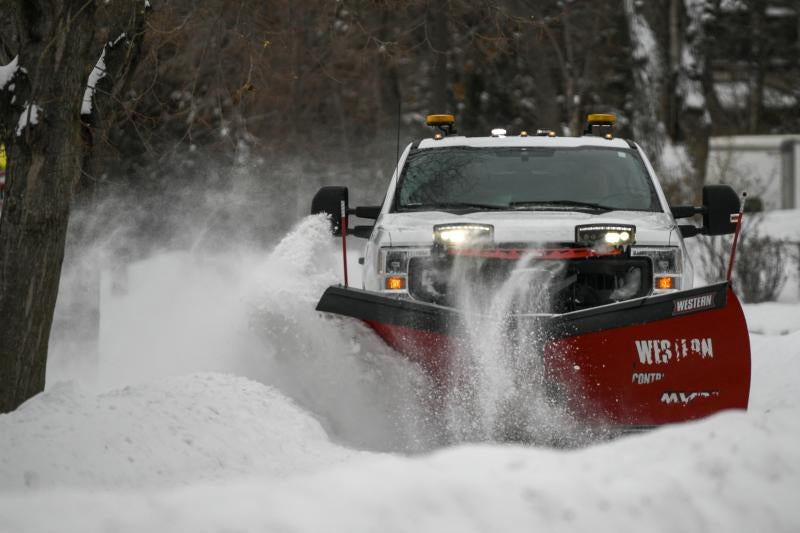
(313, 114), (751, 431)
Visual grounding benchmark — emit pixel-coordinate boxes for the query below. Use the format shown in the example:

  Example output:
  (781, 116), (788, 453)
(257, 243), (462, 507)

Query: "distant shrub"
(695, 215), (789, 303)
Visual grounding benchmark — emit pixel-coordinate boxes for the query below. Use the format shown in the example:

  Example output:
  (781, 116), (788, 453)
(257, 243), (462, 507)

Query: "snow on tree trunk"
(623, 0), (665, 171)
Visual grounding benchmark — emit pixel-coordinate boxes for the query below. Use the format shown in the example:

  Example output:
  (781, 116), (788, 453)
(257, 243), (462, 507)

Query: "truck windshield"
(396, 146), (661, 212)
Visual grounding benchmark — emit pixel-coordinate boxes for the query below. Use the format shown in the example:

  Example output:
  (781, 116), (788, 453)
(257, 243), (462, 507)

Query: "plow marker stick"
(726, 192), (747, 282)
(340, 200), (349, 288)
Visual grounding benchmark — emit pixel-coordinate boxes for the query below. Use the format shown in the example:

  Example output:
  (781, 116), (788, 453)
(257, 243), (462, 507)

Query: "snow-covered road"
(1, 216), (798, 532)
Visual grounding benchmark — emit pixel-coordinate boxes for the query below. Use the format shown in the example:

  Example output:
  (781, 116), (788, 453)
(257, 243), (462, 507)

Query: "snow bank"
(1, 406), (798, 532)
(6, 213), (795, 531)
(744, 303), (800, 335)
(749, 331), (800, 413)
(2, 297), (794, 531)
(0, 373), (357, 490)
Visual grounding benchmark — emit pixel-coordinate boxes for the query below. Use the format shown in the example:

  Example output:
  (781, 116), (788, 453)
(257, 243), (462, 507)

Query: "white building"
(707, 135), (800, 210)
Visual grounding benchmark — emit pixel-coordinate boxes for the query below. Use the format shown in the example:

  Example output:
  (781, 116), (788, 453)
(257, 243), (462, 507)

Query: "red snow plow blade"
(316, 281), (750, 429)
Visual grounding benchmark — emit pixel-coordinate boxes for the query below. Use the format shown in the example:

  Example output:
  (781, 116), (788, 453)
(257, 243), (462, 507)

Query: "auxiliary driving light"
(575, 224), (636, 247)
(433, 223), (494, 250)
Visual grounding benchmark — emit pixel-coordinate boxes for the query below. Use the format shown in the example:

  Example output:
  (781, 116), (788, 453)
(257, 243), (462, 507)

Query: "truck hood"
(377, 210), (676, 247)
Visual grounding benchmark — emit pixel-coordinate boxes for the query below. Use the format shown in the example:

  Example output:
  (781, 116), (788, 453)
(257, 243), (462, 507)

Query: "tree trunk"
(0, 0), (97, 412)
(0, 0), (147, 413)
(668, 0), (682, 139)
(427, 0), (450, 113)
(746, 0), (766, 133)
(541, 16), (580, 136)
(678, 0), (717, 202)
(623, 0), (665, 169)
(561, 13), (582, 137)
(375, 8), (400, 128)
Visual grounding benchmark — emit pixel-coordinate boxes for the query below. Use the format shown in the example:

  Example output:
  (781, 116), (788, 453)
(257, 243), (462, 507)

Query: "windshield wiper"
(508, 200), (615, 212)
(403, 201), (508, 211)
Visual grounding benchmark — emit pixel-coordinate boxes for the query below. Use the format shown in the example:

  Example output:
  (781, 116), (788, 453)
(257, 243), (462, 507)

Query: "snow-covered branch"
(0, 56), (19, 91)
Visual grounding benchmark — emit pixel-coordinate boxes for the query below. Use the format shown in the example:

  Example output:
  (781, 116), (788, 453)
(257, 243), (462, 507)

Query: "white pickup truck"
(311, 113), (750, 428)
(312, 114), (739, 314)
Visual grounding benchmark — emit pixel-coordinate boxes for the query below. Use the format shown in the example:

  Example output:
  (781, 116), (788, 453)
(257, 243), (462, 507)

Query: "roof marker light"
(520, 130), (528, 137)
(426, 114), (456, 126)
(587, 113), (617, 125)
(585, 113), (616, 138)
(426, 114), (456, 137)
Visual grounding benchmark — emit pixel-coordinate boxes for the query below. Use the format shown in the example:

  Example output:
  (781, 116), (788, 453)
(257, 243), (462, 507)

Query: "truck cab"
(313, 114), (740, 314)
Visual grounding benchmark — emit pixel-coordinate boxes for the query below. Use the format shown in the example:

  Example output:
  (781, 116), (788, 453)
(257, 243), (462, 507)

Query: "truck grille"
(408, 254), (652, 313)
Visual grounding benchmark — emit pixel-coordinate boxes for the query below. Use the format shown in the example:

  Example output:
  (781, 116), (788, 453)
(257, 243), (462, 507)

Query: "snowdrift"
(0, 373), (357, 490)
(0, 371), (798, 532)
(0, 215), (798, 532)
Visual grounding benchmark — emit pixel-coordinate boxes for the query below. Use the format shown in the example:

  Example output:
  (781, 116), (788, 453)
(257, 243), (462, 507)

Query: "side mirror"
(670, 184), (740, 237)
(702, 184), (740, 235)
(311, 186), (348, 236)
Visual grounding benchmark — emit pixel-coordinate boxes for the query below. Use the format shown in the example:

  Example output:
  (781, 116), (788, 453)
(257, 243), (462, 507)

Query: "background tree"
(1, 0), (798, 411)
(88, 0), (799, 210)
(0, 0), (148, 413)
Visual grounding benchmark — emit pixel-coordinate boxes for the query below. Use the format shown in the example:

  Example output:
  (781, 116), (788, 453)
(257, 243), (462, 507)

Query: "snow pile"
(744, 303), (800, 335)
(0, 214), (796, 531)
(749, 331), (800, 413)
(0, 373), (357, 490)
(1, 383), (799, 531)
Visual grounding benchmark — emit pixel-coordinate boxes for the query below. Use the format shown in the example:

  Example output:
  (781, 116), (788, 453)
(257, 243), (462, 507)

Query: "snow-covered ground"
(1, 216), (799, 532)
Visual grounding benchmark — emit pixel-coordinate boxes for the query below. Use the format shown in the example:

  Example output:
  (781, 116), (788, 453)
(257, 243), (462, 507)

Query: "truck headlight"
(575, 224), (636, 247)
(433, 223), (494, 250)
(631, 246), (682, 291)
(379, 247), (430, 292)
